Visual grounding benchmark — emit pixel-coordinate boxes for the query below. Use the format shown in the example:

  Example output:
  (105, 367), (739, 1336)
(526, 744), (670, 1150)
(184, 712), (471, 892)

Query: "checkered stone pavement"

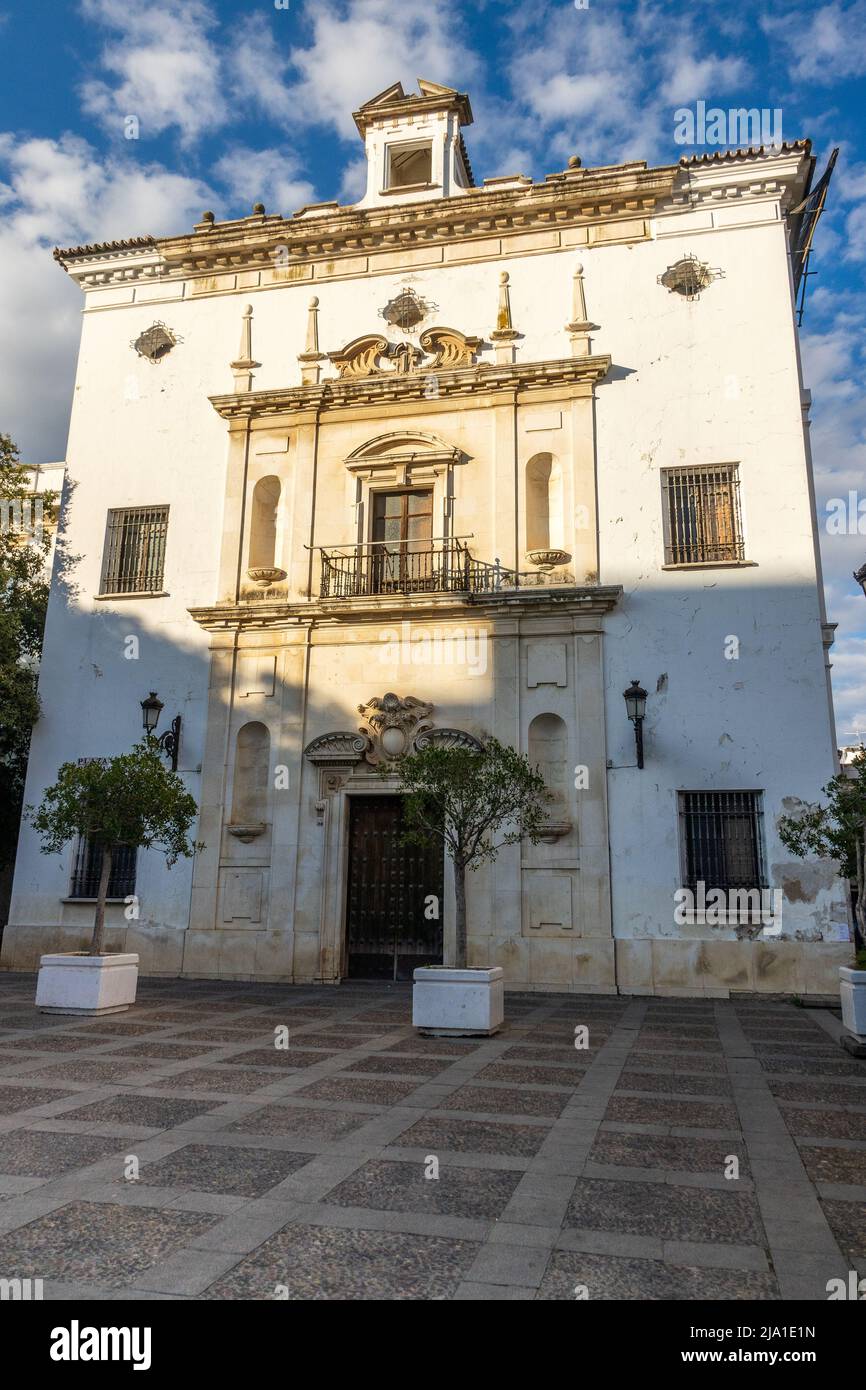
(0, 974), (862, 1300)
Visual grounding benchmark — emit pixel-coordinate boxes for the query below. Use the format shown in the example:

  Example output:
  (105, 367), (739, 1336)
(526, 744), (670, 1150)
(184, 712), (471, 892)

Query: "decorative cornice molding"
(53, 143), (813, 292)
(187, 584), (624, 632)
(208, 353), (611, 420)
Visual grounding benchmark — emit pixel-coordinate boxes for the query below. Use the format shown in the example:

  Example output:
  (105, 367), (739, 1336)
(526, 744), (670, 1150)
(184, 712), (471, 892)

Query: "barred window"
(679, 791), (766, 893)
(69, 838), (137, 899)
(662, 465), (744, 565)
(99, 506), (169, 594)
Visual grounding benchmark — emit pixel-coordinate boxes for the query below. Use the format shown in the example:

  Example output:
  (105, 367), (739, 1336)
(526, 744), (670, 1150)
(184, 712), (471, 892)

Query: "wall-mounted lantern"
(140, 690), (181, 772)
(623, 679), (648, 770)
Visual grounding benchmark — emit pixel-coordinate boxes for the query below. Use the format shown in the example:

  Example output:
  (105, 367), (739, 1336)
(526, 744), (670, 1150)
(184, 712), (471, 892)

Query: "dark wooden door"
(345, 795), (444, 980)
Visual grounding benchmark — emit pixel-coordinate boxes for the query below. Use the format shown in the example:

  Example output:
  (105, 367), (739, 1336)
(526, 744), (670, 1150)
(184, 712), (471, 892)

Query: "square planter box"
(839, 966), (866, 1041)
(36, 953), (140, 1016)
(412, 966), (504, 1036)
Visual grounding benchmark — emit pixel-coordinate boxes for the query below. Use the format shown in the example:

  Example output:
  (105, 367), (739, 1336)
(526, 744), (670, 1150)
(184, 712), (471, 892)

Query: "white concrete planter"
(36, 953), (140, 1015)
(412, 966), (504, 1036)
(839, 966), (866, 1040)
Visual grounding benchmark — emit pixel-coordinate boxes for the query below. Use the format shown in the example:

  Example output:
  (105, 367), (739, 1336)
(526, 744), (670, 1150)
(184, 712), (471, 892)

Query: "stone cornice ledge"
(209, 354), (612, 418)
(188, 585), (624, 632)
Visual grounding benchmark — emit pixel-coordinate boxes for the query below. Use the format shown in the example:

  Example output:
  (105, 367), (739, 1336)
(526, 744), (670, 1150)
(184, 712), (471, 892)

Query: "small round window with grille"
(658, 255), (720, 300)
(379, 287), (436, 331)
(131, 322), (180, 362)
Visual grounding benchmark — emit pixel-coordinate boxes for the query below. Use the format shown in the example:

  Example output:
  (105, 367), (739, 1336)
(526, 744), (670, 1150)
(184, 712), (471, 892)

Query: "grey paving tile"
(146, 1068), (281, 1095)
(0, 1200), (217, 1288)
(565, 1177), (763, 1244)
(536, 1250), (778, 1300)
(605, 1096), (739, 1129)
(216, 1049), (334, 1070)
(341, 1055), (449, 1077)
(590, 1131), (750, 1177)
(438, 1085), (569, 1119)
(325, 1158), (521, 1219)
(800, 1145), (866, 1186)
(395, 1116), (548, 1158)
(821, 1199), (866, 1267)
(136, 1143), (313, 1197)
(295, 1077), (419, 1106)
(0, 1130), (125, 1178)
(204, 1222), (479, 1299)
(226, 1104), (372, 1141)
(60, 1095), (217, 1129)
(0, 1085), (76, 1113)
(780, 1106), (866, 1142)
(769, 1079), (866, 1107)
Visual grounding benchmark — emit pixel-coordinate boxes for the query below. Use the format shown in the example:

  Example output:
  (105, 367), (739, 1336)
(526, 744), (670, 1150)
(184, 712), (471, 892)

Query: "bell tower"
(353, 78), (474, 209)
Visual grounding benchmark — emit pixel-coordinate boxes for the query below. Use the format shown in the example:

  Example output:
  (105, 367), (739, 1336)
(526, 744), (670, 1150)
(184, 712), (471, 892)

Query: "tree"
(778, 752), (866, 963)
(28, 740), (200, 956)
(0, 433), (55, 897)
(393, 736), (551, 969)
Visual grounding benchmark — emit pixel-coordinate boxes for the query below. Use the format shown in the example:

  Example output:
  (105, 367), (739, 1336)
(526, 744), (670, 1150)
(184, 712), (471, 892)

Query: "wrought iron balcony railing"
(316, 537), (582, 599)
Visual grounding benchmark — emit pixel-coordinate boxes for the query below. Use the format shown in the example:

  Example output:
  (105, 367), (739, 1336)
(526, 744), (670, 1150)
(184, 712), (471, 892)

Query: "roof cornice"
(52, 141), (815, 287)
(53, 163), (677, 282)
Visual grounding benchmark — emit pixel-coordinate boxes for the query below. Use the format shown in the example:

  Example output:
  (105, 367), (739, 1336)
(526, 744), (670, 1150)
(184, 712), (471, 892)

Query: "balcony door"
(370, 489), (434, 593)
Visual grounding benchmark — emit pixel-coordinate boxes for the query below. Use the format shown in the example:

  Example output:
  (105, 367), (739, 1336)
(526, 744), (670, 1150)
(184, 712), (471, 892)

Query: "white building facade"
(3, 81), (852, 995)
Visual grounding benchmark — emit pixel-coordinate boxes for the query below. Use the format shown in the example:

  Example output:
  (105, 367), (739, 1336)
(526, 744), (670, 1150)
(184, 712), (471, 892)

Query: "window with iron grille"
(662, 465), (744, 565)
(99, 506), (169, 594)
(69, 837), (137, 899)
(679, 791), (766, 893)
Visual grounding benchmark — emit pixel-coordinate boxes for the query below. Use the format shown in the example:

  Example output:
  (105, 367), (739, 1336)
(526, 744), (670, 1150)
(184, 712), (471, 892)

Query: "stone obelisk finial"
(298, 296), (327, 385)
(230, 304), (261, 392)
(565, 263), (600, 358)
(490, 271), (521, 364)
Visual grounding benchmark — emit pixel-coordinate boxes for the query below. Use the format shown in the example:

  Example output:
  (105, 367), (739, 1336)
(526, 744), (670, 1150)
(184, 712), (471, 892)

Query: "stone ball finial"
(575, 263), (584, 275)
(568, 155), (582, 169)
(243, 304), (253, 315)
(309, 296), (319, 308)
(499, 271), (509, 285)
(253, 202), (265, 214)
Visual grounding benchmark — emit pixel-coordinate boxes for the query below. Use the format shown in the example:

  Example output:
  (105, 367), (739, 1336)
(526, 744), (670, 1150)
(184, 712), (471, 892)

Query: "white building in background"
(2, 80), (852, 995)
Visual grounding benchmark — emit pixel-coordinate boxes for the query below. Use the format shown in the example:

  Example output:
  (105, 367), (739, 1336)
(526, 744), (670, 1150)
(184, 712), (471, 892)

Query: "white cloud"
(0, 132), (212, 461)
(232, 0), (482, 142)
(213, 147), (316, 217)
(763, 0), (866, 85)
(79, 0), (226, 145)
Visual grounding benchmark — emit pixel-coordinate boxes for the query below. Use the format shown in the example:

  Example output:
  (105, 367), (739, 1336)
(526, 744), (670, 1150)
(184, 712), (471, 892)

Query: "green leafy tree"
(28, 741), (200, 956)
(778, 752), (866, 964)
(392, 736), (551, 969)
(0, 433), (56, 891)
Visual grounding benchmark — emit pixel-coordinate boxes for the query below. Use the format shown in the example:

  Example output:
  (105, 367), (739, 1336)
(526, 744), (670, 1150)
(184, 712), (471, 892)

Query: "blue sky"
(1, 0), (864, 736)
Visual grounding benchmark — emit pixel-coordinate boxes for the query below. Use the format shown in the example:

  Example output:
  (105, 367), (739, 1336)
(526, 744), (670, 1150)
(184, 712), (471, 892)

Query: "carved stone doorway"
(345, 795), (443, 980)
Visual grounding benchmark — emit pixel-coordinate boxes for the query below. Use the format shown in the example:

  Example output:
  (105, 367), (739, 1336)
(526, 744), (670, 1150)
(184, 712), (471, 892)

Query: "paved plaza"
(0, 974), (863, 1300)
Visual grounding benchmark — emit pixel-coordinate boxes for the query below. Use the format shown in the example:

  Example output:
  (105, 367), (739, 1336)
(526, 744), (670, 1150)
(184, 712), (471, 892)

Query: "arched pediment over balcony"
(344, 430), (467, 484)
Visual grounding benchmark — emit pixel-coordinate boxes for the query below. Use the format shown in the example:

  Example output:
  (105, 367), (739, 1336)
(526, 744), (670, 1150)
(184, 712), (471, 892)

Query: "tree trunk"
(454, 857), (467, 970)
(90, 844), (112, 957)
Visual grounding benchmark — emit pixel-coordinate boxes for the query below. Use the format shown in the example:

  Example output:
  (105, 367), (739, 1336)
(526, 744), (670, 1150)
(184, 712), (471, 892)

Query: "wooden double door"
(345, 796), (444, 981)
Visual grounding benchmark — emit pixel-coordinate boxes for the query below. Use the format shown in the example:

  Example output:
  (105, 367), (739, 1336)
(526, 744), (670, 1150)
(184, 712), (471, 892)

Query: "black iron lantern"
(623, 679), (647, 769)
(140, 690), (164, 735)
(140, 690), (181, 771)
